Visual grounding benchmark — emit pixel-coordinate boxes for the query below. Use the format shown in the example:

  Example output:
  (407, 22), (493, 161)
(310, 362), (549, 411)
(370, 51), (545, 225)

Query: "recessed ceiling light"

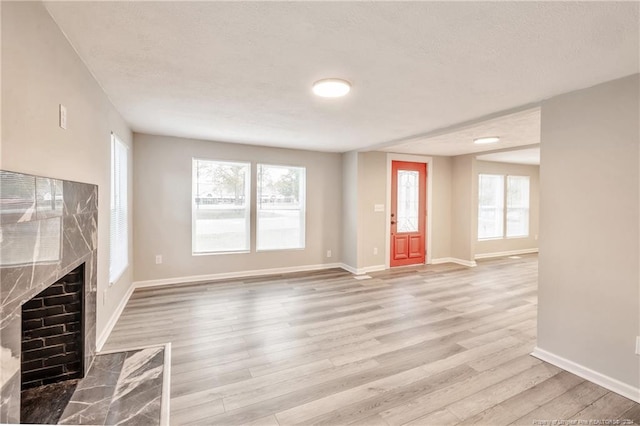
(474, 136), (500, 145)
(312, 78), (351, 98)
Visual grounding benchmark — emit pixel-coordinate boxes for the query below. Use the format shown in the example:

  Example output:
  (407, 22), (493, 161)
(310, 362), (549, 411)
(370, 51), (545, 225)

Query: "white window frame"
(477, 173), (530, 241)
(192, 158), (251, 255)
(109, 134), (128, 284)
(256, 163), (306, 251)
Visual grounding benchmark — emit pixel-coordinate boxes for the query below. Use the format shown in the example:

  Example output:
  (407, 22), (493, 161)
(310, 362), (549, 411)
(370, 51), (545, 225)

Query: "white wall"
(133, 133), (342, 282)
(475, 160), (540, 257)
(537, 74), (639, 396)
(1, 1), (134, 341)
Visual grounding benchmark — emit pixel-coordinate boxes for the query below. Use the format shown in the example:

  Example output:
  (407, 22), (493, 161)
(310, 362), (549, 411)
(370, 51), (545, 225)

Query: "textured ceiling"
(477, 148), (541, 166)
(44, 1), (639, 154)
(380, 108), (541, 157)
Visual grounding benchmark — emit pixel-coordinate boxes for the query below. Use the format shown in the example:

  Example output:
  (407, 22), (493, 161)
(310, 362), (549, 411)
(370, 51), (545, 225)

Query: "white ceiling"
(379, 107), (541, 156)
(44, 1), (639, 154)
(477, 148), (541, 166)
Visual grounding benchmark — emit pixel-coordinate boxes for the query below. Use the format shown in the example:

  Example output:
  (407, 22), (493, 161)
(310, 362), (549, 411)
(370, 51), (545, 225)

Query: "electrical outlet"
(326, 250), (332, 258)
(373, 247), (378, 255)
(155, 255), (162, 264)
(636, 336), (640, 355)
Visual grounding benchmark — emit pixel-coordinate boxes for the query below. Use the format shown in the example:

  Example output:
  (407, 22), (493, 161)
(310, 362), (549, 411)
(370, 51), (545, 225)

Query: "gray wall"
(341, 152), (359, 270)
(357, 152), (387, 269)
(431, 156), (453, 260)
(538, 74), (639, 389)
(451, 155), (476, 262)
(133, 133), (342, 281)
(475, 160), (540, 256)
(1, 1), (134, 341)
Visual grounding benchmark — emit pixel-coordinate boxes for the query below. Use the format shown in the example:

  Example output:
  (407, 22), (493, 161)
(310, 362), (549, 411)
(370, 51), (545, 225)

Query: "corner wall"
(450, 155), (476, 263)
(341, 152), (359, 270)
(431, 156), (453, 260)
(537, 74), (640, 398)
(1, 2), (133, 351)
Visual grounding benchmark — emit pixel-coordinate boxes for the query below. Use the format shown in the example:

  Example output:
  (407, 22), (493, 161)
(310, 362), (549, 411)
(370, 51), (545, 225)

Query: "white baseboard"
(475, 248), (539, 260)
(430, 257), (477, 267)
(340, 263), (358, 274)
(134, 262), (343, 288)
(339, 263), (386, 275)
(362, 264), (386, 274)
(96, 282), (135, 352)
(531, 347), (640, 403)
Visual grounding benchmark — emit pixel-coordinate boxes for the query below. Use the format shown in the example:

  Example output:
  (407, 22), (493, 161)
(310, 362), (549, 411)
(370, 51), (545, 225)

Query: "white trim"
(430, 257), (478, 267)
(340, 263), (386, 275)
(133, 263), (343, 289)
(474, 248), (539, 259)
(385, 154), (434, 269)
(340, 263), (358, 275)
(531, 347), (640, 403)
(96, 282), (135, 351)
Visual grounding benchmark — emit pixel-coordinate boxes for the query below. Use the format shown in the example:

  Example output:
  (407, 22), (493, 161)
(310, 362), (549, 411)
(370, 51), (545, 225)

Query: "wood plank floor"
(104, 255), (640, 425)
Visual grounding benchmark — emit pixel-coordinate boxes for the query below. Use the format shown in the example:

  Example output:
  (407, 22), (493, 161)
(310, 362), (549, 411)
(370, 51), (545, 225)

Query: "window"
(257, 164), (306, 250)
(478, 174), (530, 240)
(110, 134), (128, 283)
(478, 174), (504, 239)
(192, 159), (250, 253)
(506, 176), (530, 238)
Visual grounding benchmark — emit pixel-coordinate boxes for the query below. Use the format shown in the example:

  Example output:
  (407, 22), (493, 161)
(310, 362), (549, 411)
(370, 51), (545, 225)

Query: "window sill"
(477, 235), (530, 242)
(256, 247), (306, 253)
(192, 250), (250, 256)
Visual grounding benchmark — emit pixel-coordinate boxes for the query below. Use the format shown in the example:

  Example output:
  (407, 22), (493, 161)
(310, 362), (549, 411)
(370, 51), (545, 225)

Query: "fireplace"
(21, 264), (85, 390)
(0, 171), (98, 424)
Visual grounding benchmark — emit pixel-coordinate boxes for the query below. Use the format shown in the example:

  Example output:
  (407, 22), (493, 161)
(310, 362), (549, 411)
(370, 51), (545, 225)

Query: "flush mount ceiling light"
(312, 78), (351, 98)
(474, 136), (500, 145)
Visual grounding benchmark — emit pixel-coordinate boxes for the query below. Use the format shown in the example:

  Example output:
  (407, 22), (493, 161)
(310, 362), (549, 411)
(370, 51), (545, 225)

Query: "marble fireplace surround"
(0, 170), (98, 424)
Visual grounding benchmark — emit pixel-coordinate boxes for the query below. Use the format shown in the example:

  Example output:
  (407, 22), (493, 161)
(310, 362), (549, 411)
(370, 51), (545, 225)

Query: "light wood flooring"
(103, 255), (640, 425)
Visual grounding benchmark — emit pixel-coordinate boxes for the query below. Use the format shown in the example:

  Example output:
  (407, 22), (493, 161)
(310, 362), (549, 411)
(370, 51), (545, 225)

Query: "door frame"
(385, 154), (433, 269)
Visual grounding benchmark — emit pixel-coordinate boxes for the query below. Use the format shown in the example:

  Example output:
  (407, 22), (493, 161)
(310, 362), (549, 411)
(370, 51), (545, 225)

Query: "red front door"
(390, 161), (427, 267)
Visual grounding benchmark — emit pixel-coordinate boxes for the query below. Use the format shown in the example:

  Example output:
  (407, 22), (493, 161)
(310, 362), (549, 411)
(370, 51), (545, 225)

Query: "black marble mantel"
(0, 170), (98, 424)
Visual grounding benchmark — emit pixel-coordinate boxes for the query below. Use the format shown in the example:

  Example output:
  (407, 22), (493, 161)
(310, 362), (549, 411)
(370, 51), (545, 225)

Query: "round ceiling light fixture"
(312, 78), (351, 98)
(473, 136), (500, 145)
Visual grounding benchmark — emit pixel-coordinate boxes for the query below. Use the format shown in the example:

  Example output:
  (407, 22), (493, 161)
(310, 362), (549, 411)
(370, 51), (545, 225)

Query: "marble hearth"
(0, 170), (98, 424)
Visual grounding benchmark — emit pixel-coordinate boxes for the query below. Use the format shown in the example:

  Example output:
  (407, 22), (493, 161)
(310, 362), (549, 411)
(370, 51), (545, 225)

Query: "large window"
(478, 174), (530, 240)
(110, 134), (128, 283)
(257, 164), (306, 250)
(478, 174), (504, 239)
(506, 176), (530, 237)
(192, 159), (250, 253)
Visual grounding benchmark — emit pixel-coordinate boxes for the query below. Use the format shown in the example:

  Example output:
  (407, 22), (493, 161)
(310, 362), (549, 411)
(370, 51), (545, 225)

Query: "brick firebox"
(21, 264), (84, 390)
